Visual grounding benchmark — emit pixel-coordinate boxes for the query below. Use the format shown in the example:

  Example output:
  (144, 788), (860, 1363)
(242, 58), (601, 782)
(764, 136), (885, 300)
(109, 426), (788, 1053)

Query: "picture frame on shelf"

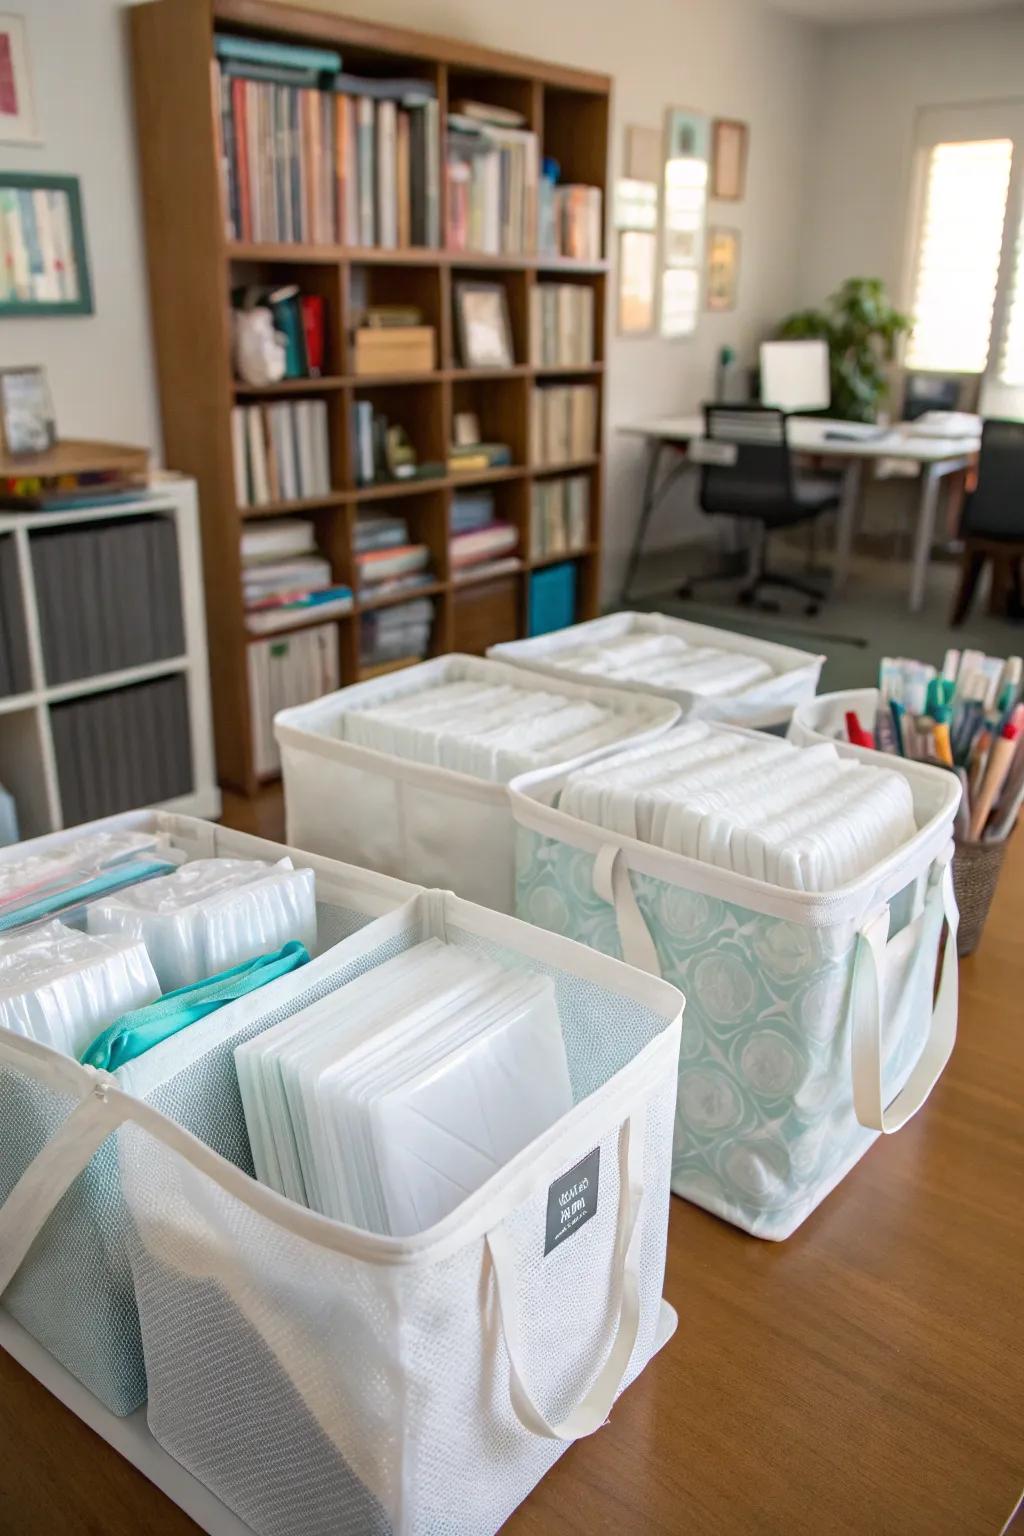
(0, 13), (39, 145)
(453, 281), (515, 369)
(707, 227), (740, 311)
(0, 173), (93, 316)
(711, 119), (748, 201)
(0, 365), (56, 455)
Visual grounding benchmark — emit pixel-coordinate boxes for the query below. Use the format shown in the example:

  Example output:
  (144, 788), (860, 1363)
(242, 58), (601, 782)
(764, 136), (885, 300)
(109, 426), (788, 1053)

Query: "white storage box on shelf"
(509, 726), (961, 1239)
(2, 888), (685, 1536)
(488, 611), (825, 731)
(275, 653), (679, 913)
(0, 810), (420, 1417)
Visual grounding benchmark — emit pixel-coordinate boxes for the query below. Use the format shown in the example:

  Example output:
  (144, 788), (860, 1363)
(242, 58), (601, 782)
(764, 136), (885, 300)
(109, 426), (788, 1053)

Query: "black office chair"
(950, 418), (1024, 625)
(692, 404), (841, 616)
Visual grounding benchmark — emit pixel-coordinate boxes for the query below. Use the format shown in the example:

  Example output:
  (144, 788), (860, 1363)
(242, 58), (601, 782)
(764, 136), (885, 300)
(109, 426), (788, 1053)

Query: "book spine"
(335, 93), (347, 245)
(232, 78), (251, 240)
(357, 96), (376, 246)
(343, 96), (358, 245)
(377, 99), (397, 249)
(396, 108), (411, 248)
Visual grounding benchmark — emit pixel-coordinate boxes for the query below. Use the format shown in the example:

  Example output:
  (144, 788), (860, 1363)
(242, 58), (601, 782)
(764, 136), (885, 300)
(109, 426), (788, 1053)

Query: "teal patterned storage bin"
(510, 754), (960, 1239)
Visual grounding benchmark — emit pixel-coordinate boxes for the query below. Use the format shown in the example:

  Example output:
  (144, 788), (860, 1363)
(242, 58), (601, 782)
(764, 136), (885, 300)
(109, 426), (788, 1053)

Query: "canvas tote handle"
(592, 844), (662, 978)
(850, 857), (959, 1134)
(485, 1104), (647, 1441)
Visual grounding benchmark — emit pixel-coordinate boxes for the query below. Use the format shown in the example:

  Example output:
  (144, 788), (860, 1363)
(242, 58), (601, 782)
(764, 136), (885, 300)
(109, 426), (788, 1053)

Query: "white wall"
(2, 0), (159, 450)
(8, 0), (823, 597)
(799, 5), (1024, 310)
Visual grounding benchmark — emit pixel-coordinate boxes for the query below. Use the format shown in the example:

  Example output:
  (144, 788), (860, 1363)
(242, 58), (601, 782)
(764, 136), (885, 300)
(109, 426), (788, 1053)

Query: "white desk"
(618, 414), (980, 612)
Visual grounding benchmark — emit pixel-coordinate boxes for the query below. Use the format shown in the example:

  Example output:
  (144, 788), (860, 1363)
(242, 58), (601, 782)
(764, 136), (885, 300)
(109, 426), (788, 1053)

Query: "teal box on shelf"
(528, 563), (577, 637)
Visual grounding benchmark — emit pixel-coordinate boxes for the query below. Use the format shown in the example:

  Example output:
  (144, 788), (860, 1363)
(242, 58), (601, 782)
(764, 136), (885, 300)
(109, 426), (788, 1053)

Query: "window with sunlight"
(907, 138), (1013, 374)
(998, 209), (1024, 385)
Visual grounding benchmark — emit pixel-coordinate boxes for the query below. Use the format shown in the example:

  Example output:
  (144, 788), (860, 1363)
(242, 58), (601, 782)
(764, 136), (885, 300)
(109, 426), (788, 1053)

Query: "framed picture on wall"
(0, 173), (94, 316)
(711, 119), (749, 201)
(707, 227), (740, 311)
(617, 230), (657, 334)
(0, 13), (39, 145)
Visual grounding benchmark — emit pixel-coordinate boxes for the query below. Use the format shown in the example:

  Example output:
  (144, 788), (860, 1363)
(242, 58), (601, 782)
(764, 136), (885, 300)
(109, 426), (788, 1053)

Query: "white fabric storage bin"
(0, 890), (684, 1536)
(489, 612), (824, 731)
(509, 734), (960, 1239)
(788, 687), (881, 750)
(0, 810), (420, 1417)
(276, 653), (679, 913)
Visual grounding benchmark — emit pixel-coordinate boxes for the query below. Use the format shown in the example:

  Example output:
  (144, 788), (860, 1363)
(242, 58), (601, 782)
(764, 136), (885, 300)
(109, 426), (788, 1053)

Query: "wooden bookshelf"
(130, 0), (610, 793)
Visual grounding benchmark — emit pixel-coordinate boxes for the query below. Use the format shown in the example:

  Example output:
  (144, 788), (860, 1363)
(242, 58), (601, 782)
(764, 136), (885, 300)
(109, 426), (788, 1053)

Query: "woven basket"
(953, 834), (1012, 956)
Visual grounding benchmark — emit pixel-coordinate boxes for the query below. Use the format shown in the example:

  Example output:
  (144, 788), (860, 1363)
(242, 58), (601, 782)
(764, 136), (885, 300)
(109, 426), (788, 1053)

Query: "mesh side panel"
(314, 901), (377, 956)
(121, 1073), (676, 1536)
(2, 923), (415, 1417)
(0, 1061), (145, 1412)
(443, 921), (667, 1104)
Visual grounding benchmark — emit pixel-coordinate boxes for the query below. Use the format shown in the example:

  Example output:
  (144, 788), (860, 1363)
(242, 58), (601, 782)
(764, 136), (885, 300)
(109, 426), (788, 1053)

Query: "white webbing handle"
(0, 1072), (125, 1297)
(851, 858), (959, 1134)
(592, 844), (662, 979)
(486, 1105), (646, 1441)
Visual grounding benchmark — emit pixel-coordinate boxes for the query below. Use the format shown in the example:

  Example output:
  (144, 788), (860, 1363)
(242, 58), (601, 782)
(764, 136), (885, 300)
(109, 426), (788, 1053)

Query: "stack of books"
(240, 520), (352, 637)
(360, 597), (434, 668)
(448, 440), (512, 476)
(445, 102), (538, 256)
(334, 74), (440, 248)
(231, 400), (331, 507)
(529, 284), (596, 367)
(530, 385), (598, 466)
(449, 490), (520, 584)
(531, 474), (590, 559)
(538, 179), (603, 262)
(213, 33), (343, 245)
(355, 514), (433, 601)
(248, 624), (339, 779)
(233, 285), (326, 378)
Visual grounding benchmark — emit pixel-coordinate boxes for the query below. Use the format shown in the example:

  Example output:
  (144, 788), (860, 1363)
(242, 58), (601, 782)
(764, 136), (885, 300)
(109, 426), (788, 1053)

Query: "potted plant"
(777, 277), (911, 422)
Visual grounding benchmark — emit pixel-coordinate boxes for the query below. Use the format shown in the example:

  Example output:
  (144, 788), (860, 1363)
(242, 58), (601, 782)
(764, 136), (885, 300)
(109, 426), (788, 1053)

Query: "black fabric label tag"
(544, 1146), (600, 1256)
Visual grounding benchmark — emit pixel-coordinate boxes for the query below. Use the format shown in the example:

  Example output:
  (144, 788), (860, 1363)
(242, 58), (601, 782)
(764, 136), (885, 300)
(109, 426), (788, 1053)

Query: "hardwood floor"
(1, 798), (1021, 1536)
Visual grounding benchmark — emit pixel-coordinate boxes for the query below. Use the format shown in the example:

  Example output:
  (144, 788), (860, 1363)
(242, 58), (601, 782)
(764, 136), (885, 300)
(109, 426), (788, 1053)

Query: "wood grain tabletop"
(1, 788), (1021, 1536)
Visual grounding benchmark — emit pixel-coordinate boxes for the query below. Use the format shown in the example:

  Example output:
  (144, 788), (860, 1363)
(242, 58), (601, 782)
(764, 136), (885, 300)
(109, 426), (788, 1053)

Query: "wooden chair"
(950, 419), (1024, 626)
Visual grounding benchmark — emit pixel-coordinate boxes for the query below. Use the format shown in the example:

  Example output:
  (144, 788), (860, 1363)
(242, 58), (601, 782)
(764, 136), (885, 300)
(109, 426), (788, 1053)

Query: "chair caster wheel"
(676, 583), (694, 601)
(805, 603), (820, 617)
(738, 589), (755, 607)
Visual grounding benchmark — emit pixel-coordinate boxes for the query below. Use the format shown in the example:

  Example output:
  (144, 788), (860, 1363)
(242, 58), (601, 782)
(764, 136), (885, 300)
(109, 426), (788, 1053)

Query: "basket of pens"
(788, 650), (1023, 956)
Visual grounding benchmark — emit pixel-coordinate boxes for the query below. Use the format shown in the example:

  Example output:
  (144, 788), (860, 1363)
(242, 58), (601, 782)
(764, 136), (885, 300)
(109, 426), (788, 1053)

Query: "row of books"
(248, 623), (339, 779)
(32, 516), (184, 684)
(446, 107), (537, 256)
(531, 474), (590, 559)
(240, 520), (352, 637)
(214, 32), (441, 248)
(360, 597), (434, 668)
(530, 385), (599, 466)
(529, 284), (596, 368)
(0, 537), (30, 698)
(231, 400), (331, 508)
(53, 675), (194, 827)
(538, 183), (603, 262)
(232, 285), (326, 379)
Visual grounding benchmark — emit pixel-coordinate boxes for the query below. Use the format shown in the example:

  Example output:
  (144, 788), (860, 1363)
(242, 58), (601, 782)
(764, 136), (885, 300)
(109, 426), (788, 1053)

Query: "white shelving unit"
(0, 475), (220, 838)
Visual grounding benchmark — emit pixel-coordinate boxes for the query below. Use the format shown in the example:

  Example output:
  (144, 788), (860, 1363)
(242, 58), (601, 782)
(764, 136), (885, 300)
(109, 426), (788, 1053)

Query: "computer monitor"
(759, 339), (830, 413)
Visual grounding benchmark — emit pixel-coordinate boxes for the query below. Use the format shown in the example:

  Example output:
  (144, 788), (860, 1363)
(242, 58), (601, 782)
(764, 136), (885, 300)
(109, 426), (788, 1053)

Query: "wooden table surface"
(1, 789), (1021, 1536)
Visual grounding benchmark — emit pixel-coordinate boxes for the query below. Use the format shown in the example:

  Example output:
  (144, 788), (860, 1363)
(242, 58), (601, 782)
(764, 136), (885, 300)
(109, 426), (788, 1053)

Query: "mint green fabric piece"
(79, 941), (310, 1072)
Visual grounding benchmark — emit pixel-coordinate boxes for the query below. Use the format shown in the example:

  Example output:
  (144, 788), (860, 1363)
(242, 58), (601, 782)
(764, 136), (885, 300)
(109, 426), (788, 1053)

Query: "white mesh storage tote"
(489, 611), (824, 731)
(509, 731), (960, 1239)
(0, 890), (684, 1536)
(275, 653), (679, 913)
(0, 811), (420, 1416)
